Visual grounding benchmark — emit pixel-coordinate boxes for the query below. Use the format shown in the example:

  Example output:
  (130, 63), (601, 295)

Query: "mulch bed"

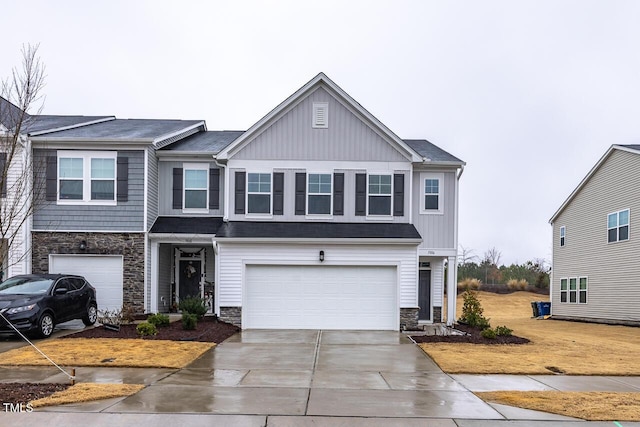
(411, 324), (530, 345)
(0, 317), (239, 405)
(60, 316), (240, 343)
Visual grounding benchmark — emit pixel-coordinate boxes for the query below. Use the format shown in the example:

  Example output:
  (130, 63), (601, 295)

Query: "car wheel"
(38, 313), (55, 338)
(82, 304), (98, 326)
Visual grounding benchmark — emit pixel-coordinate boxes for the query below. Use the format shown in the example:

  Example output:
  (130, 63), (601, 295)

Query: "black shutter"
(234, 171), (246, 214)
(273, 172), (284, 215)
(46, 155), (57, 201)
(393, 173), (404, 216)
(209, 168), (220, 210)
(355, 173), (366, 216)
(295, 172), (306, 215)
(117, 156), (129, 202)
(0, 153), (6, 198)
(172, 168), (183, 209)
(333, 172), (344, 216)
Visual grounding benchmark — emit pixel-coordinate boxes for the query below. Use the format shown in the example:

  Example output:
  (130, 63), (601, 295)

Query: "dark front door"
(179, 260), (201, 300)
(418, 270), (431, 321)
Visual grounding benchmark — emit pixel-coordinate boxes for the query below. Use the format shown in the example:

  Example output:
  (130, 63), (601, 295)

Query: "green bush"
(458, 290), (491, 329)
(147, 313), (170, 327)
(480, 328), (497, 339)
(178, 296), (208, 319)
(136, 322), (158, 337)
(495, 325), (513, 336)
(182, 313), (198, 330)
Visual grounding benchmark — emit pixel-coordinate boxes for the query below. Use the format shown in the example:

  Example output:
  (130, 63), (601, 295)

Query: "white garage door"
(244, 265), (397, 330)
(49, 255), (124, 312)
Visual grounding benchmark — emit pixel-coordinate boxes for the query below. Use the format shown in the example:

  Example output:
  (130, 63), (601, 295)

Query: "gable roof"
(549, 144), (640, 223)
(404, 139), (465, 165)
(216, 73), (422, 162)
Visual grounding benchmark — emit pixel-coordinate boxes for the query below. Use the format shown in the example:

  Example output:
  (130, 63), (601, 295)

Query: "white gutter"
(213, 237), (422, 245)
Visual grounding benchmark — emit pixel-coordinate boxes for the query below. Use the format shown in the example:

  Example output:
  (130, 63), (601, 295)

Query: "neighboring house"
(549, 144), (640, 325)
(22, 73), (465, 330)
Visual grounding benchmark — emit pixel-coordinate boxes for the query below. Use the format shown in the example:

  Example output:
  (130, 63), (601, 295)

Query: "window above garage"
(56, 150), (121, 206)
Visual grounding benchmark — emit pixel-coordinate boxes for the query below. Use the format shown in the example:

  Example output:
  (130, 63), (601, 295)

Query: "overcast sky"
(3, 0), (640, 266)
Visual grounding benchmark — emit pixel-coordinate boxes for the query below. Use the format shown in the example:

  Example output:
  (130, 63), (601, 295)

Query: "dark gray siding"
(33, 149), (145, 231)
(146, 148), (159, 231)
(158, 161), (224, 216)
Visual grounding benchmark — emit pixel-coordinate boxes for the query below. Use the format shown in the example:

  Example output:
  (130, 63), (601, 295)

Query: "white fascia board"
(27, 116), (116, 136)
(415, 160), (467, 168)
(148, 233), (216, 243)
(30, 141), (152, 150)
(213, 237), (422, 245)
(154, 121), (206, 147)
(156, 151), (218, 159)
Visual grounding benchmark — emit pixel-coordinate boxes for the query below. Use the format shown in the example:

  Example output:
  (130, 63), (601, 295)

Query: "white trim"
(228, 159), (411, 171)
(149, 239), (158, 313)
(143, 148), (149, 232)
(420, 172), (444, 215)
(182, 162), (209, 213)
(154, 121), (205, 147)
(214, 237), (421, 245)
(559, 225), (566, 247)
(56, 150), (117, 206)
(246, 172), (272, 216)
(366, 172), (393, 218)
(306, 172), (333, 217)
(607, 208), (630, 244)
(32, 228), (146, 233)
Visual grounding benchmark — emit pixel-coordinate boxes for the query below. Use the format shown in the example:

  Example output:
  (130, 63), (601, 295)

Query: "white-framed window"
(608, 209), (629, 243)
(420, 173), (444, 214)
(183, 163), (208, 212)
(560, 277), (587, 304)
(560, 226), (566, 247)
(247, 173), (271, 214)
(312, 102), (328, 128)
(58, 151), (116, 205)
(368, 174), (392, 216)
(307, 173), (332, 215)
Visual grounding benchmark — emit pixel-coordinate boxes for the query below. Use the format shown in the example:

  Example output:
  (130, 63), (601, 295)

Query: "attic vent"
(313, 102), (328, 128)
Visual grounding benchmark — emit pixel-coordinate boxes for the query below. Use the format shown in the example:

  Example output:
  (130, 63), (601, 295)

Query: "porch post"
(149, 240), (159, 313)
(446, 255), (457, 326)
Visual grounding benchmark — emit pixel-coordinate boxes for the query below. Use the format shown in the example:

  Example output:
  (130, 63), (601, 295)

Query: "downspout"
(212, 156), (226, 318)
(213, 156), (228, 221)
(448, 164), (465, 326)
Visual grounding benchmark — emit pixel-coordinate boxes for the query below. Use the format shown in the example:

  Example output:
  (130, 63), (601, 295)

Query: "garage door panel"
(245, 265), (396, 330)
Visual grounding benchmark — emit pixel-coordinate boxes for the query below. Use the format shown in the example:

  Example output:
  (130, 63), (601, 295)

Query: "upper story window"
(560, 226), (566, 247)
(307, 173), (332, 215)
(183, 163), (208, 211)
(607, 209), (629, 243)
(58, 151), (116, 205)
(368, 174), (392, 216)
(247, 173), (271, 214)
(420, 173), (443, 214)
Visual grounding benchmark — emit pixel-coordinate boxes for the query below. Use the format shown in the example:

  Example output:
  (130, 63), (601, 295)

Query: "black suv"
(0, 274), (98, 338)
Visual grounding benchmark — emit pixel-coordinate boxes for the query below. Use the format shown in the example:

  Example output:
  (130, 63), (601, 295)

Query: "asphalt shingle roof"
(403, 139), (464, 164)
(150, 216), (224, 235)
(161, 130), (245, 153)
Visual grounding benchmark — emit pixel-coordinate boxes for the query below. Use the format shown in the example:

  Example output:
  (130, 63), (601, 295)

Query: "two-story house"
(25, 73), (464, 330)
(549, 144), (640, 325)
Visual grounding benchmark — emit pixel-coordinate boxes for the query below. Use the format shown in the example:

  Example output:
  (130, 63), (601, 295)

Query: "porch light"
(79, 240), (87, 251)
(319, 250), (325, 262)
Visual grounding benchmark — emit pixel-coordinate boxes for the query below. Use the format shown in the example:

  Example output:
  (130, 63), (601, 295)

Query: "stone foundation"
(31, 232), (145, 314)
(400, 307), (419, 330)
(220, 306), (242, 327)
(433, 306), (442, 323)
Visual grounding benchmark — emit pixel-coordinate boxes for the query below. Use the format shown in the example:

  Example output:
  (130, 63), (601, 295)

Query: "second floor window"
(560, 226), (566, 247)
(58, 151), (116, 203)
(424, 178), (440, 210)
(184, 165), (208, 210)
(607, 209), (629, 243)
(247, 173), (271, 214)
(368, 174), (392, 216)
(308, 173), (332, 215)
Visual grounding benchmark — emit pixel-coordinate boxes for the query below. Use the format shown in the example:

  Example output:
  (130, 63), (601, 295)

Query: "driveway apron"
(106, 329), (502, 419)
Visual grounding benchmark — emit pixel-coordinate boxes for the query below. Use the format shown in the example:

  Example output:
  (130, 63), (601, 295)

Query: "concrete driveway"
(98, 329), (501, 419)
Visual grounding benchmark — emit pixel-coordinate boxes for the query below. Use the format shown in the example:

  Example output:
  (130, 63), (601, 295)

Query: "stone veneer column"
(400, 307), (419, 330)
(219, 307), (242, 327)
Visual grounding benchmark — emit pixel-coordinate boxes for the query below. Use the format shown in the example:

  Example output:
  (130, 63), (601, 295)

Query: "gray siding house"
(550, 145), (640, 325)
(20, 73), (464, 330)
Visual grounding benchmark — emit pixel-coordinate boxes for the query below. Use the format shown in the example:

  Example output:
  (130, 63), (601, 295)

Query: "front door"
(418, 270), (431, 321)
(179, 260), (202, 300)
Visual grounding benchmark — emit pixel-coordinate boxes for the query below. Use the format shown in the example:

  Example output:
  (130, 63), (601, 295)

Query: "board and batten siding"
(412, 169), (457, 250)
(232, 87), (409, 162)
(227, 166), (410, 223)
(157, 161), (224, 216)
(552, 149), (640, 323)
(146, 147), (159, 231)
(32, 149), (144, 231)
(216, 243), (418, 308)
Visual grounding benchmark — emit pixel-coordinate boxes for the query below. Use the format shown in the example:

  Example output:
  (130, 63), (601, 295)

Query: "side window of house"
(560, 226), (565, 247)
(560, 277), (587, 304)
(307, 173), (332, 215)
(183, 164), (208, 210)
(368, 174), (392, 215)
(247, 173), (271, 214)
(607, 209), (629, 243)
(57, 151), (117, 204)
(579, 277), (588, 304)
(560, 278), (567, 302)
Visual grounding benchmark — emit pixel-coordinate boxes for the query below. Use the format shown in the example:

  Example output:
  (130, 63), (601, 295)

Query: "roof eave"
(214, 237), (422, 244)
(28, 116), (116, 136)
(154, 121), (206, 147)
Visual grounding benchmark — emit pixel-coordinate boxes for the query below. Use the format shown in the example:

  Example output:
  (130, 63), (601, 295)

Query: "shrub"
(507, 279), (529, 291)
(178, 296), (208, 319)
(481, 328), (497, 339)
(147, 313), (170, 327)
(495, 325), (513, 336)
(136, 322), (158, 337)
(458, 278), (482, 291)
(506, 279), (519, 291)
(458, 290), (491, 329)
(97, 308), (122, 326)
(182, 313), (198, 330)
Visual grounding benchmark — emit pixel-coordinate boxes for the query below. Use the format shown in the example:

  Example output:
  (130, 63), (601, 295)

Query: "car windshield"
(0, 277), (54, 295)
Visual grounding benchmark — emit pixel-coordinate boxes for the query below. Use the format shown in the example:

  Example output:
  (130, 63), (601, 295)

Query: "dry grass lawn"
(420, 291), (640, 375)
(31, 383), (145, 408)
(477, 391), (640, 421)
(0, 338), (214, 369)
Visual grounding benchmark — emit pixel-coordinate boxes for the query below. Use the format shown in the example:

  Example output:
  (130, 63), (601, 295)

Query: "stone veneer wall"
(400, 307), (419, 330)
(220, 307), (242, 327)
(32, 232), (145, 314)
(433, 306), (442, 323)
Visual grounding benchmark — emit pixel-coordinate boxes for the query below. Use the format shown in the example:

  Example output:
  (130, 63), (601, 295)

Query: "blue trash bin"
(536, 301), (551, 316)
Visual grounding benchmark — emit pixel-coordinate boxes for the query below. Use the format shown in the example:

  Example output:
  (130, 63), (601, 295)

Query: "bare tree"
(0, 44), (46, 280)
(483, 247), (502, 267)
(458, 244), (478, 265)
